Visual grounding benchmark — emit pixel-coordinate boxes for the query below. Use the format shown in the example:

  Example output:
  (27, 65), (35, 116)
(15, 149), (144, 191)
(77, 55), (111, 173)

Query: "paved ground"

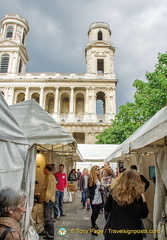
(39, 191), (154, 240)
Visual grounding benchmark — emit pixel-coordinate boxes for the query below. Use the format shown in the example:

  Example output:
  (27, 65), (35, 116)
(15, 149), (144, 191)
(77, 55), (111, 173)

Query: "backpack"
(0, 228), (11, 240)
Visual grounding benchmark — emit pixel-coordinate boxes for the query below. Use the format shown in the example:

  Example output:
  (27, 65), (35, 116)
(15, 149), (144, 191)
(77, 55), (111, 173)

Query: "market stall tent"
(0, 92), (28, 190)
(10, 99), (76, 148)
(78, 144), (119, 162)
(105, 106), (167, 237)
(10, 99), (77, 239)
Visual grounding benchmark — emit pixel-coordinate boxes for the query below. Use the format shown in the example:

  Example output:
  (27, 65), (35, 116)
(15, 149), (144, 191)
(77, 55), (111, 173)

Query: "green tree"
(96, 52), (167, 144)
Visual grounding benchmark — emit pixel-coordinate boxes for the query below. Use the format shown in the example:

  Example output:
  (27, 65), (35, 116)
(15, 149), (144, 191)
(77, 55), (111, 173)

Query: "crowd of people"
(0, 163), (150, 240)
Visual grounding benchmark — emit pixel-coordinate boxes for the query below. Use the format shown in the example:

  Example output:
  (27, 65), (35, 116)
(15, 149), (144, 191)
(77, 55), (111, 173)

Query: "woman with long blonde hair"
(104, 169), (149, 240)
(88, 165), (103, 236)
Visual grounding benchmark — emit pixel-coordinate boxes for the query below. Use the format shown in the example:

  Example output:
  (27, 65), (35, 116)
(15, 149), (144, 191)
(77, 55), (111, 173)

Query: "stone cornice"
(85, 42), (115, 51)
(0, 73), (118, 83)
(60, 122), (112, 127)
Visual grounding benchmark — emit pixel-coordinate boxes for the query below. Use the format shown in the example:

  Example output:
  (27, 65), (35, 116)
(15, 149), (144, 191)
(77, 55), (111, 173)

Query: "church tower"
(85, 22), (115, 75)
(0, 14), (29, 74)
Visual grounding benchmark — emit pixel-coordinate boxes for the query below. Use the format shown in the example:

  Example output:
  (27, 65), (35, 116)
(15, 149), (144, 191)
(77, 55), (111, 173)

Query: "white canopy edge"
(106, 106), (167, 161)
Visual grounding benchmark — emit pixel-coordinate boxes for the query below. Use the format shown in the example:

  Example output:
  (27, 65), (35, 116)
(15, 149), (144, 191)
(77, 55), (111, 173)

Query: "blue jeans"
(82, 188), (90, 208)
(54, 191), (64, 217)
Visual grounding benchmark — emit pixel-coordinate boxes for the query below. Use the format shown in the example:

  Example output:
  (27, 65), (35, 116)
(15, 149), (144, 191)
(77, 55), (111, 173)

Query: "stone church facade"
(0, 14), (117, 144)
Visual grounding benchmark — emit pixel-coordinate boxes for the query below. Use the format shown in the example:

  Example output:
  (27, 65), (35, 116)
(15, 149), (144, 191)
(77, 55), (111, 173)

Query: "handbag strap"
(0, 227), (11, 240)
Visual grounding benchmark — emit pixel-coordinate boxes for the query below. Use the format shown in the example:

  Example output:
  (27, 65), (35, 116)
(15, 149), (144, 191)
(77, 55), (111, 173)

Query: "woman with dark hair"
(80, 168), (90, 210)
(88, 165), (103, 236)
(104, 169), (149, 240)
(0, 187), (26, 240)
(101, 167), (113, 220)
(68, 169), (77, 182)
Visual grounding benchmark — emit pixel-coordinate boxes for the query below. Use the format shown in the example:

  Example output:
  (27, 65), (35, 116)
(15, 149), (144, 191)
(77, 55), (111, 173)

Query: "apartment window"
(0, 54), (9, 73)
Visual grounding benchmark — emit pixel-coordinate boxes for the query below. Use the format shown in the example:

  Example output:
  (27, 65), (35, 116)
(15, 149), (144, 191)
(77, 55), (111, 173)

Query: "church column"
(54, 87), (59, 114)
(85, 132), (94, 144)
(40, 87), (44, 108)
(91, 88), (96, 114)
(43, 93), (46, 111)
(25, 87), (29, 101)
(112, 87), (116, 114)
(88, 88), (91, 114)
(69, 87), (75, 114)
(89, 132), (93, 144)
(7, 87), (15, 105)
(4, 87), (9, 102)
(11, 52), (19, 73)
(85, 87), (89, 114)
(85, 133), (89, 144)
(106, 88), (110, 114)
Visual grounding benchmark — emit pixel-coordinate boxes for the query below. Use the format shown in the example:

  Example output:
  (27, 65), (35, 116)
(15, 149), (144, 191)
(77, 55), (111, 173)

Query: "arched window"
(60, 93), (70, 114)
(45, 93), (55, 114)
(75, 93), (84, 114)
(96, 92), (105, 114)
(98, 31), (103, 40)
(31, 92), (40, 103)
(16, 93), (25, 103)
(0, 54), (9, 73)
(6, 26), (13, 38)
(73, 132), (85, 144)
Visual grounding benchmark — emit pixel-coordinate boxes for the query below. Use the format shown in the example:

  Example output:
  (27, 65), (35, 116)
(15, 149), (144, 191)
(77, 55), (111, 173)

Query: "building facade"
(0, 14), (117, 144)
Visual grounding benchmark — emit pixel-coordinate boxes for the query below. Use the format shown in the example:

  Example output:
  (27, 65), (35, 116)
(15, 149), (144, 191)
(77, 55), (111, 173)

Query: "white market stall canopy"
(0, 93), (28, 145)
(0, 92), (28, 189)
(106, 105), (167, 162)
(78, 144), (119, 162)
(10, 99), (77, 153)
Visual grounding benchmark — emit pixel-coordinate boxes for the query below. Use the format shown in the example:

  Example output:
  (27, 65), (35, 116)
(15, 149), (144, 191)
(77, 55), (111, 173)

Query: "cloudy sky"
(1, 0), (167, 112)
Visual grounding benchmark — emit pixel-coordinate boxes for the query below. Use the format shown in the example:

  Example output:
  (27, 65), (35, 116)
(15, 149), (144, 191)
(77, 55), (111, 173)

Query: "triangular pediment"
(0, 39), (29, 60)
(0, 39), (19, 47)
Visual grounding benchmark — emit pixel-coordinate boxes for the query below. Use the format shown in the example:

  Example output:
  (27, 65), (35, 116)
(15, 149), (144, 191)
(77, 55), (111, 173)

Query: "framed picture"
(149, 166), (155, 180)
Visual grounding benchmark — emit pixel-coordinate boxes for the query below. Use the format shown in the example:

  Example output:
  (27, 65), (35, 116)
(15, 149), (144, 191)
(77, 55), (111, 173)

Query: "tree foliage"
(96, 52), (167, 144)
